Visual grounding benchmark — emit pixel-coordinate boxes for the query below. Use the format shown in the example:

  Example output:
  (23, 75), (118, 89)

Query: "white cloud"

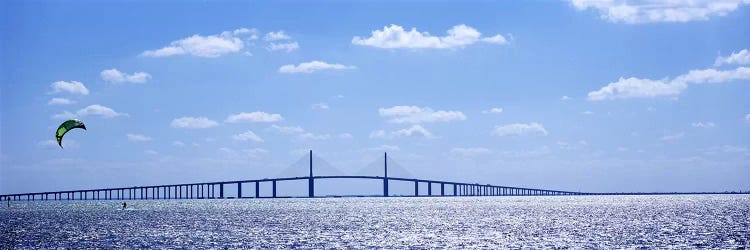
(560, 96), (572, 101)
(141, 28), (254, 58)
(370, 125), (435, 139)
(581, 111), (594, 115)
(145, 150), (158, 155)
(100, 68), (151, 84)
(660, 132), (685, 141)
(267, 42), (299, 52)
(270, 125), (329, 140)
(450, 147), (491, 156)
(48, 98), (75, 105)
(673, 67), (750, 84)
(339, 133), (353, 139)
(53, 104), (127, 119)
(588, 66), (750, 100)
(170, 117), (219, 129)
(492, 122), (548, 136)
(278, 61), (355, 74)
(126, 133), (152, 142)
(570, 0), (750, 24)
(173, 140), (185, 147)
(715, 49), (750, 66)
(691, 122), (716, 128)
(482, 107), (503, 114)
(587, 77), (687, 101)
(264, 31), (291, 41)
(77, 104), (127, 118)
(352, 24), (508, 49)
(378, 106), (466, 124)
(50, 81), (89, 95)
(745, 113), (750, 123)
(232, 130), (264, 143)
(312, 103), (330, 110)
(225, 112), (283, 123)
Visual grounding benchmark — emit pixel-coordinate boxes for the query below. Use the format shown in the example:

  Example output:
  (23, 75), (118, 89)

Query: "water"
(1, 195), (749, 248)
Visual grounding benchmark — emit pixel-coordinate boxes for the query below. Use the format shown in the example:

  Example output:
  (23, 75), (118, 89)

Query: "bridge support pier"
(255, 181), (260, 198)
(428, 182), (432, 196)
(308, 150), (314, 198)
(220, 184), (224, 199)
(237, 182), (242, 198)
(440, 183), (445, 196)
(272, 181), (277, 198)
(414, 181), (419, 197)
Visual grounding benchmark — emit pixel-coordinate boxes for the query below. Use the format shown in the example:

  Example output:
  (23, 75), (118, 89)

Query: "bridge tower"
(308, 150), (314, 198)
(384, 152), (389, 197)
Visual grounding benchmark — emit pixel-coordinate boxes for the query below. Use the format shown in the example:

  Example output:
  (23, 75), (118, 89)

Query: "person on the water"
(122, 202), (126, 209)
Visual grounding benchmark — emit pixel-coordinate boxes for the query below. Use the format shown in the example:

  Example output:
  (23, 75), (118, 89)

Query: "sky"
(1, 0), (749, 195)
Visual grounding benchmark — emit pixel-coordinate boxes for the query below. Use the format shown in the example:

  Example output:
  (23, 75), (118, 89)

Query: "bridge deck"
(0, 175), (587, 201)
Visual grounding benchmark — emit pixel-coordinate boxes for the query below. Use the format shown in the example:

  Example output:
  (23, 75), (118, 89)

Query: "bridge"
(0, 151), (589, 201)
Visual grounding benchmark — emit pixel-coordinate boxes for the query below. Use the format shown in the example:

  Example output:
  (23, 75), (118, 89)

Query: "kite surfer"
(122, 202), (126, 209)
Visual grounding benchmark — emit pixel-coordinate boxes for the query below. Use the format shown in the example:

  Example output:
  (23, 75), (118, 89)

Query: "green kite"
(56, 119), (86, 148)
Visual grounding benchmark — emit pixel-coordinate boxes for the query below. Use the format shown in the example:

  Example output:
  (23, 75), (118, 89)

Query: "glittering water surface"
(1, 195), (749, 248)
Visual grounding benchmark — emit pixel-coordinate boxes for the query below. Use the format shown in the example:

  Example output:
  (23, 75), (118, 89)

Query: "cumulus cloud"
(278, 61), (355, 74)
(715, 49), (750, 66)
(588, 66), (750, 100)
(100, 68), (152, 84)
(141, 28), (254, 58)
(560, 96), (572, 101)
(378, 106), (466, 124)
(450, 147), (491, 156)
(78, 105), (127, 118)
(171, 117), (219, 129)
(661, 132), (685, 141)
(691, 122), (716, 128)
(352, 24), (508, 49)
(339, 133), (353, 139)
(50, 81), (89, 95)
(52, 104), (128, 119)
(264, 31), (291, 41)
(587, 77), (687, 101)
(232, 130), (264, 142)
(745, 113), (750, 123)
(173, 141), (185, 147)
(48, 98), (75, 105)
(482, 107), (503, 114)
(370, 125), (435, 139)
(225, 112), (283, 123)
(570, 0), (750, 24)
(126, 133), (152, 142)
(270, 125), (329, 140)
(267, 42), (299, 52)
(492, 122), (548, 136)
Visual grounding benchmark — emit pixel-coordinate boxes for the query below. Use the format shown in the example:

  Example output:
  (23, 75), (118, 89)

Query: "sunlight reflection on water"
(1, 195), (749, 248)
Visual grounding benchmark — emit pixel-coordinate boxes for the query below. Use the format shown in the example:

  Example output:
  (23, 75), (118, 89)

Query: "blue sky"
(2, 1), (749, 194)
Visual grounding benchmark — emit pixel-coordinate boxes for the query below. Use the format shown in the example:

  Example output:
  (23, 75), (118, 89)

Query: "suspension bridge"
(0, 151), (590, 201)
